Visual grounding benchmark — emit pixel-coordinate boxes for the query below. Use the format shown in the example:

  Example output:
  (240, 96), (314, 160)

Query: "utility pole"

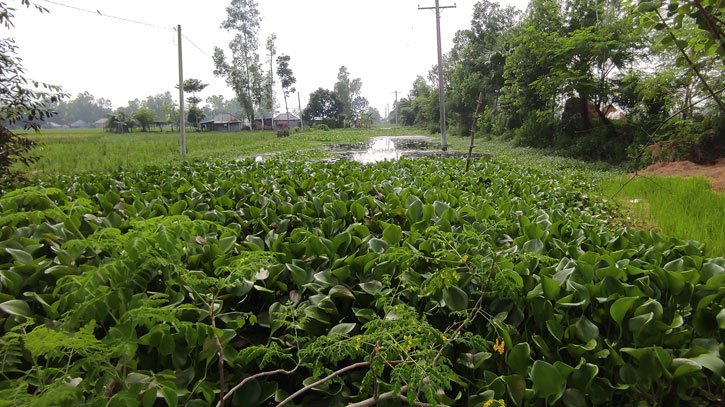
(298, 91), (304, 130)
(392, 90), (400, 126)
(419, 1), (456, 151)
(177, 24), (186, 157)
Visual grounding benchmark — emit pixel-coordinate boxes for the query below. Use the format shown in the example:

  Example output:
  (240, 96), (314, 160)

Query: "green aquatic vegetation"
(0, 155), (723, 406)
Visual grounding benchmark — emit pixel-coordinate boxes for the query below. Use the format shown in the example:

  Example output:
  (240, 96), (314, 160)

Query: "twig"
(370, 342), (380, 403)
(346, 384), (409, 407)
(466, 91), (485, 173)
(397, 394), (444, 407)
(218, 364), (299, 407)
(210, 305), (226, 405)
(276, 361), (373, 407)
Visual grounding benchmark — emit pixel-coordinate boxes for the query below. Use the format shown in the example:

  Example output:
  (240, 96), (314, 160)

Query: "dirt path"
(636, 158), (725, 192)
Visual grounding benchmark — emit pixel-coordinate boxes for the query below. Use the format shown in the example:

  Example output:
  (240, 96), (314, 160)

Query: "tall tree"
(333, 66), (362, 118)
(1, 0), (66, 182)
(276, 54), (296, 126)
(265, 33), (277, 119)
(303, 88), (342, 122)
(214, 0), (263, 125)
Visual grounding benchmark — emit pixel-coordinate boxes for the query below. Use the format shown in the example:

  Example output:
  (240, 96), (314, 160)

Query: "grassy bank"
(601, 174), (725, 257)
(17, 127), (419, 175)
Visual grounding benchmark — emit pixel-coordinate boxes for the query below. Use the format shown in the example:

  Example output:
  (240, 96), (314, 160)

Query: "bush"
(513, 112), (555, 148)
(315, 123), (330, 131)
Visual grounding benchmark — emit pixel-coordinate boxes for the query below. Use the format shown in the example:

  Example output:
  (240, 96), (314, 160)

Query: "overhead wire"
(38, 0), (173, 31)
(37, 0), (212, 59)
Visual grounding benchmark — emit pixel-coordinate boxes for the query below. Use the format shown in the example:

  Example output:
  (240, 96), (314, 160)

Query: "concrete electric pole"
(177, 25), (186, 157)
(392, 90), (400, 126)
(418, 1), (456, 151)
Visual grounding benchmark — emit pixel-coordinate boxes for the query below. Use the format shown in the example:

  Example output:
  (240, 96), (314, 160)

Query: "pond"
(329, 136), (490, 164)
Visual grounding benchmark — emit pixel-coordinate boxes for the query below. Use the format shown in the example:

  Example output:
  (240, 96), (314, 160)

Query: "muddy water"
(329, 136), (489, 164)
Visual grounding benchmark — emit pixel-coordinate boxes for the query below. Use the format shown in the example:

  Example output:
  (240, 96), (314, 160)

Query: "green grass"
(17, 126), (422, 175)
(601, 175), (725, 257)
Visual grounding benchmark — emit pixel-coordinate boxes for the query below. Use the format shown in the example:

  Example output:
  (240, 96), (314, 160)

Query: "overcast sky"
(11, 0), (527, 118)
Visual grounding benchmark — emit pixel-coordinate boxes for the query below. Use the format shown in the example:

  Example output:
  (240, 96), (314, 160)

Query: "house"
(200, 113), (243, 132)
(253, 118), (273, 130)
(70, 120), (89, 129)
(273, 112), (301, 129)
(94, 118), (107, 129)
(44, 121), (63, 129)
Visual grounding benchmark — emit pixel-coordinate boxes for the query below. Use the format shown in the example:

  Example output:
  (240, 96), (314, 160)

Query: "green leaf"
(717, 309), (725, 329)
(169, 200), (187, 215)
(329, 285), (356, 300)
(0, 299), (33, 318)
(690, 353), (725, 377)
(382, 224), (403, 246)
(542, 276), (561, 300)
(218, 236), (236, 253)
(368, 238), (389, 254)
(506, 342), (531, 375)
(159, 387), (178, 407)
(531, 360), (565, 403)
(522, 239), (544, 254)
(575, 316), (599, 343)
(329, 323), (356, 335)
(142, 389), (156, 407)
(351, 202), (366, 221)
(406, 199), (423, 222)
(503, 375), (526, 406)
(5, 248), (33, 265)
(442, 285), (468, 311)
(610, 296), (637, 334)
(287, 264), (309, 289)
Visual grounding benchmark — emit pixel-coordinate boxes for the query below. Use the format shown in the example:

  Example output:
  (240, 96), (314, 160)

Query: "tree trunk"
(578, 95), (592, 131)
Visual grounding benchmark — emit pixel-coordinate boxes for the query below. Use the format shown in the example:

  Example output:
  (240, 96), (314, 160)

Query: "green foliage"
(0, 0), (66, 184)
(1, 152), (723, 405)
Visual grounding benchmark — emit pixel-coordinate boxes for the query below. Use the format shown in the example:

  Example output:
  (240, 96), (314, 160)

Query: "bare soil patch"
(636, 157), (725, 192)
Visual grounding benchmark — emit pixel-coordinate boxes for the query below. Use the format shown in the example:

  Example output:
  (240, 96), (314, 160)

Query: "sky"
(11, 0), (528, 119)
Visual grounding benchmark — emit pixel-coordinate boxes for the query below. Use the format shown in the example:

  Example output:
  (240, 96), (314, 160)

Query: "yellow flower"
(493, 338), (505, 355)
(498, 399), (506, 407)
(483, 400), (493, 407)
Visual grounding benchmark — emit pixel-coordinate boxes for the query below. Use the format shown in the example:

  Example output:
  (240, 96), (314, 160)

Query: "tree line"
(395, 0), (724, 164)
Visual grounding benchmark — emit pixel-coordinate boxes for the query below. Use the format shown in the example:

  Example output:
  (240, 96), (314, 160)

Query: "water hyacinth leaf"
(717, 309), (725, 329)
(531, 360), (566, 403)
(368, 238), (389, 254)
(575, 316), (599, 343)
(406, 199), (423, 223)
(503, 375), (526, 406)
(5, 248), (33, 265)
(0, 299), (33, 318)
(610, 297), (638, 334)
(286, 264), (309, 289)
(689, 353), (725, 377)
(522, 239), (544, 254)
(329, 285), (355, 300)
(350, 201), (366, 221)
(542, 276), (561, 300)
(382, 224), (403, 246)
(442, 285), (468, 311)
(329, 323), (356, 335)
(506, 342), (531, 375)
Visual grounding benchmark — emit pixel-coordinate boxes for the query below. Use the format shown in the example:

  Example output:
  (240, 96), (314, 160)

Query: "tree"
(276, 54), (296, 127)
(214, 0), (263, 125)
(142, 92), (174, 121)
(351, 96), (369, 127)
(1, 0), (66, 183)
(105, 111), (136, 133)
(52, 91), (112, 125)
(177, 78), (208, 128)
(303, 88), (343, 123)
(334, 66), (362, 118)
(264, 33), (277, 118)
(134, 108), (155, 132)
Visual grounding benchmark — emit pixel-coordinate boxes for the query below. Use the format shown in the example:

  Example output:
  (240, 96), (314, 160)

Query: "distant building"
(200, 113), (243, 132)
(253, 117), (273, 130)
(273, 112), (301, 129)
(70, 120), (89, 129)
(44, 121), (63, 129)
(94, 118), (107, 129)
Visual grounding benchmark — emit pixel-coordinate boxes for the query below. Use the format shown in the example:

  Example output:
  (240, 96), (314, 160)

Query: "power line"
(38, 0), (173, 31)
(181, 33), (212, 59)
